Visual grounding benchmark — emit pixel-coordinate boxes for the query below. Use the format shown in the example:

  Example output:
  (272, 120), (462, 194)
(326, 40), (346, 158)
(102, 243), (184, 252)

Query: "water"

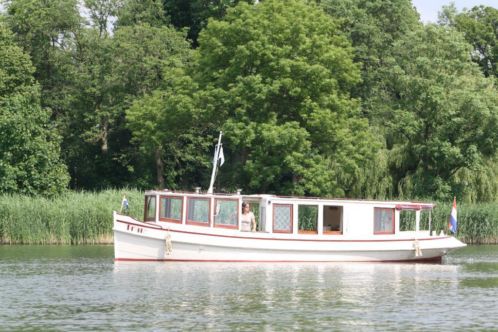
(1, 245), (497, 331)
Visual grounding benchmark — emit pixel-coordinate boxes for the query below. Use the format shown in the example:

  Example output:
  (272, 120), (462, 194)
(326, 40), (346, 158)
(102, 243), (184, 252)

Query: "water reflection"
(112, 261), (468, 330)
(1, 245), (497, 330)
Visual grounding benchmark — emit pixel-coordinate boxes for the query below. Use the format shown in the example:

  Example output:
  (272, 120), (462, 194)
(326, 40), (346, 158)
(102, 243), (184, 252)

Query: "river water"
(1, 245), (497, 331)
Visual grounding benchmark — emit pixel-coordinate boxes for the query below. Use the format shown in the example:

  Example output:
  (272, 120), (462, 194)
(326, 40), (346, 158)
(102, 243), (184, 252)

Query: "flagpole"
(207, 131), (223, 194)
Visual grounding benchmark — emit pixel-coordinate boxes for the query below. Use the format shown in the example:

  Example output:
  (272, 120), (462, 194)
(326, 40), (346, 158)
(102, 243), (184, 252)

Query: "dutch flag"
(449, 197), (457, 234)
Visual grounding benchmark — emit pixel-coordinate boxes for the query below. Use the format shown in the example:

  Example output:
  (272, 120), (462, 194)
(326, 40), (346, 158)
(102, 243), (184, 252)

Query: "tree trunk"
(155, 147), (165, 189)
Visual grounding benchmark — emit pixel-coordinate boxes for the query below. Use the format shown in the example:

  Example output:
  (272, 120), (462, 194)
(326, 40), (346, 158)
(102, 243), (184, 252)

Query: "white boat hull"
(113, 213), (466, 263)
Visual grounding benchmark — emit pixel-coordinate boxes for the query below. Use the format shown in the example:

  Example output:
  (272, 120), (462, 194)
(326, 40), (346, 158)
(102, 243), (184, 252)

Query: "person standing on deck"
(241, 202), (256, 232)
(120, 194), (129, 215)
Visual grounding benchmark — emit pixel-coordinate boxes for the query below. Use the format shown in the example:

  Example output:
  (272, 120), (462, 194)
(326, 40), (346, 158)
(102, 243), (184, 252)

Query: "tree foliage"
(126, 68), (212, 189)
(380, 25), (498, 200)
(319, 0), (421, 110)
(0, 23), (69, 195)
(163, 0), (253, 46)
(194, 0), (380, 196)
(66, 2), (193, 189)
(440, 4), (498, 79)
(4, 0), (81, 118)
(116, 0), (169, 28)
(1, 0), (497, 202)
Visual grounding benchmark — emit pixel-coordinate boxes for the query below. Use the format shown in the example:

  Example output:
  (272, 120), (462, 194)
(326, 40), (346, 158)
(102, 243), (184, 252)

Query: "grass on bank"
(0, 190), (497, 244)
(0, 189), (143, 244)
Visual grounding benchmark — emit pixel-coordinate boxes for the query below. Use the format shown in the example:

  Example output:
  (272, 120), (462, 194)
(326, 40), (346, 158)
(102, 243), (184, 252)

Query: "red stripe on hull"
(114, 256), (443, 263)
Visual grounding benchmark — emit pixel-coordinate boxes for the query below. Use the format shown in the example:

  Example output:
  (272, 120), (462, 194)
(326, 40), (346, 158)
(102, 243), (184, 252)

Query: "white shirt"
(241, 212), (255, 231)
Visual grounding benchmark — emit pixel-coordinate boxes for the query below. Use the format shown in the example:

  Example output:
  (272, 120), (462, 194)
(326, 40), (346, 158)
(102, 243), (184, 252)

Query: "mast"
(207, 131), (223, 194)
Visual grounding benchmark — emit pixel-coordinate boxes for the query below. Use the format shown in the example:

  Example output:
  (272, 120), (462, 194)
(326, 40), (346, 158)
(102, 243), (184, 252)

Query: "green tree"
(116, 0), (169, 28)
(62, 21), (118, 189)
(0, 23), (69, 195)
(316, 0), (422, 198)
(164, 0), (253, 46)
(126, 69), (212, 189)
(195, 0), (379, 196)
(66, 0), (193, 189)
(443, 5), (497, 79)
(84, 0), (120, 37)
(319, 0), (421, 114)
(381, 25), (498, 200)
(4, 0), (82, 119)
(108, 23), (193, 184)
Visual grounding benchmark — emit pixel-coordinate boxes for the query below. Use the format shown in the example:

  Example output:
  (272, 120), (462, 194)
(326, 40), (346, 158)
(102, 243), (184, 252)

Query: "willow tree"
(194, 0), (380, 196)
(381, 25), (498, 200)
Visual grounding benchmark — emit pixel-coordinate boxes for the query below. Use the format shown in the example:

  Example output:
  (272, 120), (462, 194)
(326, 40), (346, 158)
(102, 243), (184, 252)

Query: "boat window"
(214, 199), (238, 228)
(374, 208), (394, 234)
(159, 196), (183, 223)
(400, 209), (432, 232)
(400, 210), (414, 231)
(420, 210), (431, 231)
(298, 205), (318, 234)
(187, 197), (210, 225)
(273, 204), (293, 233)
(144, 196), (156, 221)
(323, 205), (343, 234)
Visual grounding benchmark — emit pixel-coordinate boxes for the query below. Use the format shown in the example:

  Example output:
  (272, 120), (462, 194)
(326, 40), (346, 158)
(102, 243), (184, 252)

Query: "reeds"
(0, 189), (143, 244)
(0, 191), (497, 244)
(400, 202), (498, 244)
(430, 202), (498, 244)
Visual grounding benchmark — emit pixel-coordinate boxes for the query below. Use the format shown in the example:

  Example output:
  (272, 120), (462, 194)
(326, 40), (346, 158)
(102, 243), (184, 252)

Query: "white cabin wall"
(343, 203), (374, 236)
(317, 203), (324, 234)
(395, 210), (400, 233)
(261, 198), (273, 233)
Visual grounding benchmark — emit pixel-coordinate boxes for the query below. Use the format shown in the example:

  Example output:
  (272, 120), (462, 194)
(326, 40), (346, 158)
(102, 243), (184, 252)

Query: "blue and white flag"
(218, 146), (225, 166)
(448, 197), (457, 234)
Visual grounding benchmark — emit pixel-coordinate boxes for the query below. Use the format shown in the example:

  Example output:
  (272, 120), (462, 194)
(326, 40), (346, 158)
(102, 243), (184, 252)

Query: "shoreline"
(1, 189), (497, 245)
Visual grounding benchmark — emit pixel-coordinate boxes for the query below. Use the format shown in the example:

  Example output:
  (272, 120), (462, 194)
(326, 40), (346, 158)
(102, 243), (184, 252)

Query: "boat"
(113, 133), (466, 262)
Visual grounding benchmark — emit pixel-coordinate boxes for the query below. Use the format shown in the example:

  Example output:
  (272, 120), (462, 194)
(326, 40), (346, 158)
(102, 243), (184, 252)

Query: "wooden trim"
(186, 197), (211, 226)
(159, 195), (183, 223)
(323, 230), (342, 235)
(374, 207), (395, 235)
(273, 204), (293, 234)
(298, 230), (318, 234)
